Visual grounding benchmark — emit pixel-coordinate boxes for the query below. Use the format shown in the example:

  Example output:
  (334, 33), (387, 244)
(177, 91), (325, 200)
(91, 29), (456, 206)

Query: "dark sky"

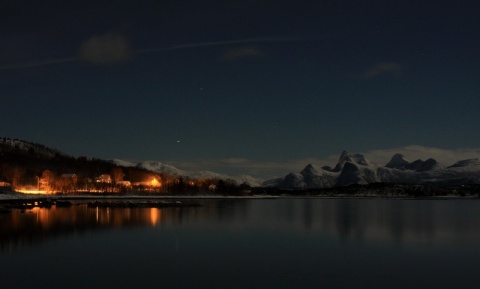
(1, 0), (480, 177)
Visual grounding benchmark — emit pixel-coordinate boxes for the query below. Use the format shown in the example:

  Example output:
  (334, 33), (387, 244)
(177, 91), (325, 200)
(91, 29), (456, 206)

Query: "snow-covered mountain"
(267, 151), (480, 189)
(110, 159), (262, 187)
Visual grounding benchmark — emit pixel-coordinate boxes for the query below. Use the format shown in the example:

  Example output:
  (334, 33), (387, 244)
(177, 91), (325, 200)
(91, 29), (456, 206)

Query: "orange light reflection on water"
(29, 207), (54, 227)
(150, 208), (161, 226)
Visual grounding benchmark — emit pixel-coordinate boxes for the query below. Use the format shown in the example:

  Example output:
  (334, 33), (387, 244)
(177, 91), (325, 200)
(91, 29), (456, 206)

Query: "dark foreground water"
(1, 198), (480, 289)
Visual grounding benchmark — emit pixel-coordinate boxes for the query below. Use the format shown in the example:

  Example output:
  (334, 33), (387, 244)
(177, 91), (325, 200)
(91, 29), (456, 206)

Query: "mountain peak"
(338, 150), (350, 161)
(334, 151), (372, 171)
(385, 153), (410, 169)
(301, 164), (319, 176)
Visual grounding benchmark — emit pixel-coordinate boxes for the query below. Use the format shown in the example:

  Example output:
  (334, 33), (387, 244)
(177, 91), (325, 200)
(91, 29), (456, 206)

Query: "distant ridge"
(110, 159), (262, 187)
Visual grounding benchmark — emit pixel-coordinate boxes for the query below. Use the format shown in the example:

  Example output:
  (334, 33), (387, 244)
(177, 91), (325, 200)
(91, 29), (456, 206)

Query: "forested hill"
(0, 137), (155, 187)
(0, 137), (65, 159)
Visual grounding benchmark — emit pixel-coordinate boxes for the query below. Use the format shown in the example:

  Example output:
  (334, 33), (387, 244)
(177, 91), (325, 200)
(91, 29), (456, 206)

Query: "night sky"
(1, 0), (480, 178)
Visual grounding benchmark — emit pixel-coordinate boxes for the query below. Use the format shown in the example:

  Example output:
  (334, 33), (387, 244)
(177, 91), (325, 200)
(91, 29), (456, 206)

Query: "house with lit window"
(96, 174), (112, 183)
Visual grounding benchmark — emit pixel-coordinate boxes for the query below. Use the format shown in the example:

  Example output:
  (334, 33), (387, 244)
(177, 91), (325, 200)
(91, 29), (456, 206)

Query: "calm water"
(1, 198), (480, 289)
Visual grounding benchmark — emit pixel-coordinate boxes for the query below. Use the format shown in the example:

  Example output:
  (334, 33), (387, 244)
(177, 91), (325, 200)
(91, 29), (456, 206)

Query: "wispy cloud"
(222, 46), (263, 61)
(0, 35), (314, 70)
(364, 62), (404, 79)
(78, 32), (131, 65)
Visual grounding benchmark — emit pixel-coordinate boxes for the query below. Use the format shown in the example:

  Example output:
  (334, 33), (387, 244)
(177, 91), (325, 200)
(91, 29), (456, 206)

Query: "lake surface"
(1, 198), (480, 289)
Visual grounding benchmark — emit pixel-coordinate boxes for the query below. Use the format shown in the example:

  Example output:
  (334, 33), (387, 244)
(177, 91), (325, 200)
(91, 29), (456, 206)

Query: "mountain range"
(267, 151), (480, 189)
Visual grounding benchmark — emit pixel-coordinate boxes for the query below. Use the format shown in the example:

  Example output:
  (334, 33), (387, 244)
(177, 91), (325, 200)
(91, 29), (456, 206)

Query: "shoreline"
(1, 191), (478, 204)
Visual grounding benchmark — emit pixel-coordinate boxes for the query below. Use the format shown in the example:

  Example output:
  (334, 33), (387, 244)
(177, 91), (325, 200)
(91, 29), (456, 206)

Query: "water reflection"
(2, 199), (480, 252)
(335, 199), (361, 240)
(0, 205), (144, 251)
(0, 199), (249, 251)
(2, 198), (480, 289)
(256, 199), (480, 247)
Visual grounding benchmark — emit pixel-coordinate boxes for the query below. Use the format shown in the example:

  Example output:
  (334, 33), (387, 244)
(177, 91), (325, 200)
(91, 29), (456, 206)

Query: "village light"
(151, 177), (161, 187)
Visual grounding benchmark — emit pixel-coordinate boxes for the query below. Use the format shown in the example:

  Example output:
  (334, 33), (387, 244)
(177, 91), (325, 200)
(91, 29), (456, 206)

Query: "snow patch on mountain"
(110, 159), (137, 167)
(136, 161), (185, 176)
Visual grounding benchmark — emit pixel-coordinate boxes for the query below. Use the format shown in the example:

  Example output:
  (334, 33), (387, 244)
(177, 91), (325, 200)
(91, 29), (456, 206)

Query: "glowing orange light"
(151, 178), (161, 187)
(16, 188), (48, 195)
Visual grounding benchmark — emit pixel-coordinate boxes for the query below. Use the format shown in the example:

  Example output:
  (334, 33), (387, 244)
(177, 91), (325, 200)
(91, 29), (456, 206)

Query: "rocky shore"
(0, 197), (201, 211)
